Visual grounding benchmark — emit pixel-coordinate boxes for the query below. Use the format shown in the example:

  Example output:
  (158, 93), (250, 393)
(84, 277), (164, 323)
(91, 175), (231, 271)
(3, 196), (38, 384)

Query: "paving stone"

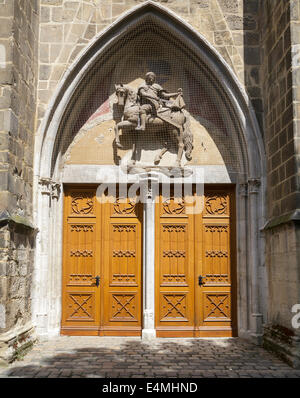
(0, 337), (300, 378)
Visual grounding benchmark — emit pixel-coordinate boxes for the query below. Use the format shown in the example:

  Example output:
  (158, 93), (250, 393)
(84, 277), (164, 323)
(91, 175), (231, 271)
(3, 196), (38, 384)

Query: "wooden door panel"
(109, 291), (140, 322)
(67, 222), (96, 286)
(61, 187), (101, 335)
(202, 223), (231, 285)
(195, 188), (234, 337)
(65, 291), (96, 322)
(101, 194), (142, 336)
(159, 292), (190, 322)
(61, 186), (142, 336)
(160, 222), (189, 287)
(156, 194), (195, 337)
(203, 290), (231, 322)
(156, 186), (236, 337)
(110, 222), (140, 287)
(204, 192), (229, 218)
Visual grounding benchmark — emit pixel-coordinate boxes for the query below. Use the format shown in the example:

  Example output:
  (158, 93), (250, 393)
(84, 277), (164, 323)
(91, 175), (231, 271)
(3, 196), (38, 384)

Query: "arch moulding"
(32, 1), (267, 342)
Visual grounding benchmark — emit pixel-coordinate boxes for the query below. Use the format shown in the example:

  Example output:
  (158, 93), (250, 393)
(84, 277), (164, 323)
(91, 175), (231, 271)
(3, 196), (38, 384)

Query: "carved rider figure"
(135, 71), (183, 131)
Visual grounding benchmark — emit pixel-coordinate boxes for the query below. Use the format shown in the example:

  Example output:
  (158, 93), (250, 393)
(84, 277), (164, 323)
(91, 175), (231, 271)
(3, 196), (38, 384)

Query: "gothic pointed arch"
(35, 0), (265, 183)
(32, 1), (267, 340)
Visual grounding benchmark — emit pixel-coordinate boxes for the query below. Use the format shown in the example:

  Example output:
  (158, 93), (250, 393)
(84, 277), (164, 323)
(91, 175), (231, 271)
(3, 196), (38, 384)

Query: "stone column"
(248, 178), (263, 341)
(33, 178), (62, 337)
(141, 174), (158, 340)
(237, 182), (250, 337)
(48, 182), (62, 336)
(33, 178), (52, 336)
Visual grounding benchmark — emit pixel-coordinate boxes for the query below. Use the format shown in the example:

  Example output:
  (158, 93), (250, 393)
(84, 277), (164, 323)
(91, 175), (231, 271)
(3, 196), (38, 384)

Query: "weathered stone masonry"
(0, 0), (299, 368)
(260, 0), (300, 368)
(0, 0), (39, 364)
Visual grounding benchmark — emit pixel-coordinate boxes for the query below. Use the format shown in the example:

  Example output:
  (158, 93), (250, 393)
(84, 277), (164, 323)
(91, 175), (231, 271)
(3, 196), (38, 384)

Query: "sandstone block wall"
(261, 0), (299, 219)
(0, 0), (38, 362)
(261, 0), (300, 367)
(261, 0), (300, 322)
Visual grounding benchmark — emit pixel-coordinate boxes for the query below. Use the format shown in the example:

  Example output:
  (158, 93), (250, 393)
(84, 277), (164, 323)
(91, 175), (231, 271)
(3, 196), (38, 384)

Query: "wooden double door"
(61, 185), (236, 337)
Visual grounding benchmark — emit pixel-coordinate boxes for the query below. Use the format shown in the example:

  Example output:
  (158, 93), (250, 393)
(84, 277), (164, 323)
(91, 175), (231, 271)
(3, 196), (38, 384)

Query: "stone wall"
(0, 0), (38, 218)
(260, 0), (300, 368)
(0, 222), (36, 364)
(261, 0), (299, 220)
(0, 0), (39, 364)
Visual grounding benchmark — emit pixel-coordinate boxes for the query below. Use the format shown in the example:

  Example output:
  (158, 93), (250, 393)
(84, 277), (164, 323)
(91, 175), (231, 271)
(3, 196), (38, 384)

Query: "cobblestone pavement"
(0, 336), (300, 378)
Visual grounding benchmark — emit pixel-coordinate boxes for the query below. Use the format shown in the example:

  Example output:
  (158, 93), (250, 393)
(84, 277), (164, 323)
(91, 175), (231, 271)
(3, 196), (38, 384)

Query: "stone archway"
(32, 1), (266, 341)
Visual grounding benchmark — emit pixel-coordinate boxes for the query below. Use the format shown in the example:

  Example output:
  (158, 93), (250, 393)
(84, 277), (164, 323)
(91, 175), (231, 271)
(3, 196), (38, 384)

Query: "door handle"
(93, 275), (100, 287)
(198, 275), (205, 286)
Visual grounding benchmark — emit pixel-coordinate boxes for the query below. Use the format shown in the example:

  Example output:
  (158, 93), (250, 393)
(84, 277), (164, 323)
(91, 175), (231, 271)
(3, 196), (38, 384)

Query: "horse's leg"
(175, 127), (184, 167)
(114, 123), (122, 148)
(131, 141), (136, 165)
(154, 147), (168, 164)
(114, 120), (134, 148)
(153, 124), (168, 164)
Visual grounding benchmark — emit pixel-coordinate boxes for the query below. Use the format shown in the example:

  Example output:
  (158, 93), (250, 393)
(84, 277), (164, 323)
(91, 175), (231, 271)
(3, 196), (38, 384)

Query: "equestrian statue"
(114, 72), (193, 167)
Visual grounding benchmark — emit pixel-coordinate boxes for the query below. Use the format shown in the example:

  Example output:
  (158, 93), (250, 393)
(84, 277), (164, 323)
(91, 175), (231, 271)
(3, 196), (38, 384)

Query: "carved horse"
(114, 84), (193, 167)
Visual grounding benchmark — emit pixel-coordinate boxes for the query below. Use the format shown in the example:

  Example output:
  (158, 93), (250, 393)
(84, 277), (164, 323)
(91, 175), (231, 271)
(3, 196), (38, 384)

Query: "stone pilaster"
(247, 178), (264, 341)
(141, 173), (158, 340)
(33, 178), (62, 336)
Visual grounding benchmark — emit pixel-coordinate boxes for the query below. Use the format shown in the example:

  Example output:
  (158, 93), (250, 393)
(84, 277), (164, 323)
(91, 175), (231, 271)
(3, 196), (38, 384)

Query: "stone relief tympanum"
(114, 72), (193, 171)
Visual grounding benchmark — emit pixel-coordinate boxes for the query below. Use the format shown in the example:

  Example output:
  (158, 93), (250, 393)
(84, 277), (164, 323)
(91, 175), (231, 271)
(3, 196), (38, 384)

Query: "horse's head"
(115, 84), (128, 106)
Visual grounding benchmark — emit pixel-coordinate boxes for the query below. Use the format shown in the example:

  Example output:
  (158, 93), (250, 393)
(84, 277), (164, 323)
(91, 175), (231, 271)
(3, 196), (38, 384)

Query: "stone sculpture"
(114, 72), (193, 168)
